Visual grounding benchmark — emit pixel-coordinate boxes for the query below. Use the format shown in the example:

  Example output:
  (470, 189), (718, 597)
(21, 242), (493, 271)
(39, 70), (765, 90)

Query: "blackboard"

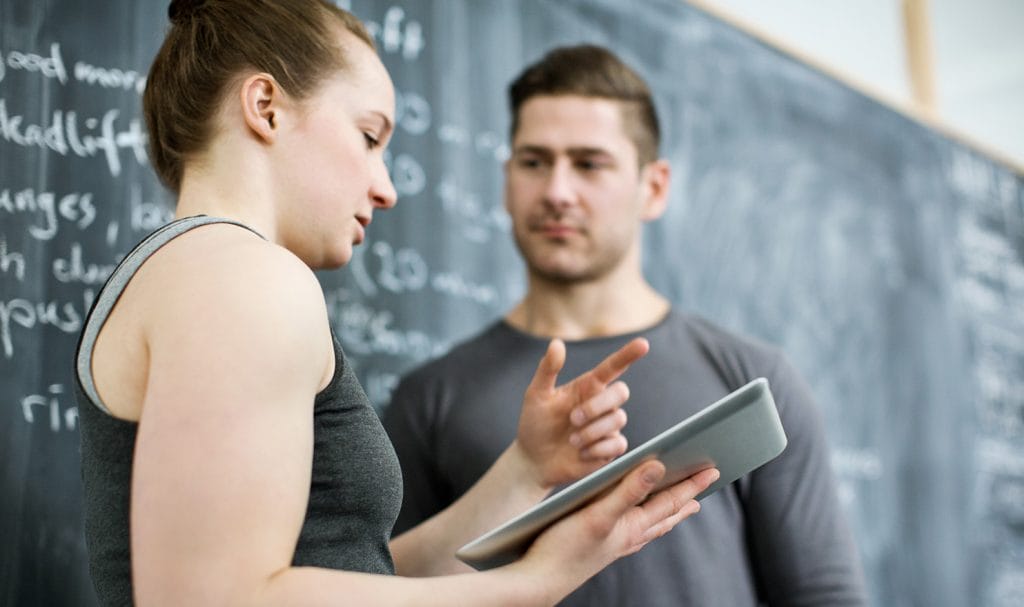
(2, 1), (1022, 606)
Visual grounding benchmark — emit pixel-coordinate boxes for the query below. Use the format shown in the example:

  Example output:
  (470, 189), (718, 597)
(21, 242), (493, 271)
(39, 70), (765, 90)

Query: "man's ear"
(240, 73), (282, 143)
(639, 159), (671, 221)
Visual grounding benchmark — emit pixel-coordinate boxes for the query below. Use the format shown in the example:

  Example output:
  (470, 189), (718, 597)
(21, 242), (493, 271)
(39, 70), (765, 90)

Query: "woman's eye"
(364, 133), (380, 150)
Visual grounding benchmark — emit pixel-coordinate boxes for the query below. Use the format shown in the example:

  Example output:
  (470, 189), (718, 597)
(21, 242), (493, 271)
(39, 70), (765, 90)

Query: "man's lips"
(534, 222), (579, 238)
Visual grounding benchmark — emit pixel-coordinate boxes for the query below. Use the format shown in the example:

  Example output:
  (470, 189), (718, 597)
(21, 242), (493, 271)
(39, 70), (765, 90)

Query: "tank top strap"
(75, 215), (262, 414)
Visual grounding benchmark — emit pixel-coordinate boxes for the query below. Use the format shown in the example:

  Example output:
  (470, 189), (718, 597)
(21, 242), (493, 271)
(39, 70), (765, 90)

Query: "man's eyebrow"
(512, 144), (552, 156)
(566, 146), (614, 158)
(512, 145), (612, 155)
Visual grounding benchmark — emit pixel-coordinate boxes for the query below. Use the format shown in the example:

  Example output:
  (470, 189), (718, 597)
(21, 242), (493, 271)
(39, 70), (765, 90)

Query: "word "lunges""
(0, 186), (96, 241)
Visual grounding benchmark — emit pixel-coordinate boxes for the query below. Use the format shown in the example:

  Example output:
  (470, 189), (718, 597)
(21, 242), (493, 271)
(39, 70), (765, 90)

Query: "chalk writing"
(974, 337), (1024, 440)
(52, 242), (117, 285)
(437, 124), (469, 145)
(0, 186), (96, 240)
(106, 221), (120, 247)
(362, 6), (425, 62)
(473, 130), (508, 161)
(0, 98), (147, 177)
(986, 563), (1024, 607)
(0, 290), (94, 359)
(832, 447), (884, 508)
(346, 239), (501, 307)
(0, 235), (26, 280)
(436, 173), (510, 242)
(326, 294), (446, 360)
(370, 241), (428, 294)
(349, 240), (427, 296)
(988, 473), (1024, 524)
(73, 60), (146, 94)
(1, 41), (147, 93)
(387, 151), (426, 197)
(977, 438), (1024, 480)
(395, 90), (430, 135)
(832, 447), (884, 480)
(431, 270), (497, 306)
(437, 123), (510, 163)
(128, 183), (174, 231)
(0, 43), (67, 85)
(364, 370), (401, 408)
(21, 384), (78, 433)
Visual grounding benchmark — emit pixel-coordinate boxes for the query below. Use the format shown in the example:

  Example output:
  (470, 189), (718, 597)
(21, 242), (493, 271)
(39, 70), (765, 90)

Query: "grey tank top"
(75, 216), (402, 606)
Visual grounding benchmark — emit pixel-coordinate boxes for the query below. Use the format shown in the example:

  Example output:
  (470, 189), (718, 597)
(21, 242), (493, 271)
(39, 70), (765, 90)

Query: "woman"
(74, 1), (719, 604)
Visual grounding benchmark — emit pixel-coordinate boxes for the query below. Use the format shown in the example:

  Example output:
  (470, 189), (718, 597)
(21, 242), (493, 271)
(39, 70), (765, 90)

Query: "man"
(383, 44), (867, 606)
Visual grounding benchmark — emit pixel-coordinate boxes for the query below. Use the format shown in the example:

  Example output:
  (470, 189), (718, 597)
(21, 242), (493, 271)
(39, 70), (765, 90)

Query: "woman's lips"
(353, 215), (371, 244)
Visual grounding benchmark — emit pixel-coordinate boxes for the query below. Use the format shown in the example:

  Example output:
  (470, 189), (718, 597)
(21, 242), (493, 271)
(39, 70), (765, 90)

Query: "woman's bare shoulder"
(140, 224), (326, 321)
(135, 223), (333, 391)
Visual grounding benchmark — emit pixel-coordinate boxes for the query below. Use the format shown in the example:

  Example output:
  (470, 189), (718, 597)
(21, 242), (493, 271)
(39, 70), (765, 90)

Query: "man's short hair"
(507, 44), (661, 166)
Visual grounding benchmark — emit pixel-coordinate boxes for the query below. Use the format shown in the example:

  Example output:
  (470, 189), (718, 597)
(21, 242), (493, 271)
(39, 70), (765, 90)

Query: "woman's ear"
(240, 73), (281, 143)
(639, 159), (671, 221)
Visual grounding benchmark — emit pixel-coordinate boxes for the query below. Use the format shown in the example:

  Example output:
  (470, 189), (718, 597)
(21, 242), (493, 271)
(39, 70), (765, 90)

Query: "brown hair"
(144, 0), (374, 192)
(508, 44), (661, 166)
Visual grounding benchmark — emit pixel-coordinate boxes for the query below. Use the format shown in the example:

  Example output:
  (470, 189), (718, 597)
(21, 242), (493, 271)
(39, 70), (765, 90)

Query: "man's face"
(504, 95), (658, 285)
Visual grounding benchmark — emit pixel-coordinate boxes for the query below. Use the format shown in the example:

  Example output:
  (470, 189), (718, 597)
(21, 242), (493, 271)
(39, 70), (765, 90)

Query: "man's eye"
(364, 133), (380, 150)
(576, 159), (602, 171)
(517, 157), (543, 169)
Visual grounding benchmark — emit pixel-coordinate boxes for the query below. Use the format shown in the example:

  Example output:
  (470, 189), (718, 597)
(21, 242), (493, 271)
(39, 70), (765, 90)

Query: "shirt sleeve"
(740, 353), (870, 606)
(381, 371), (452, 536)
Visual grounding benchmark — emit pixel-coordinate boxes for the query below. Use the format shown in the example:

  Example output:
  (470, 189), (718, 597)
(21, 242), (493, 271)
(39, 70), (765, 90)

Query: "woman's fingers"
(584, 463), (720, 551)
(622, 467), (718, 552)
(591, 461), (667, 520)
(526, 463), (719, 588)
(635, 466), (718, 525)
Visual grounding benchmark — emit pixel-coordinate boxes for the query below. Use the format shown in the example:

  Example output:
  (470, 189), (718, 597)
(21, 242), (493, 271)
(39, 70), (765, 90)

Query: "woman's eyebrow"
(371, 111), (394, 137)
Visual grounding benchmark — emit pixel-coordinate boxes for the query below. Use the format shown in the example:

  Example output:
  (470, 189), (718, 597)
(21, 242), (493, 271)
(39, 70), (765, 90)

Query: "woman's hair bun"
(168, 0), (206, 25)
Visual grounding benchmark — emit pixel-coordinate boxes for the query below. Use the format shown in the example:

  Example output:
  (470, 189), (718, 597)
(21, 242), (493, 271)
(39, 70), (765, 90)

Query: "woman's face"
(276, 32), (398, 269)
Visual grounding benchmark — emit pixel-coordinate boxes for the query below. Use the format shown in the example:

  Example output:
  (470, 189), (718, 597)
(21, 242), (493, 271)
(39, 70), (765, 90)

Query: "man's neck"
(505, 274), (670, 341)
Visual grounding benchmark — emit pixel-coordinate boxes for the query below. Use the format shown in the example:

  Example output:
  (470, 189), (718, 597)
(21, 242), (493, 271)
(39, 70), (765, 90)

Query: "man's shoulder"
(659, 310), (816, 404)
(669, 311), (782, 366)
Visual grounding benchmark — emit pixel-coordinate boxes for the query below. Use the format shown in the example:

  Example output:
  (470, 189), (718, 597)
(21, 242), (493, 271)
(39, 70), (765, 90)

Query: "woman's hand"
(515, 337), (650, 489)
(522, 463), (720, 599)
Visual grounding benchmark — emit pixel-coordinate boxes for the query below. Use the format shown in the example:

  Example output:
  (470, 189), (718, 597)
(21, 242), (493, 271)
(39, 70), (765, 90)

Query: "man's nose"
(543, 159), (576, 209)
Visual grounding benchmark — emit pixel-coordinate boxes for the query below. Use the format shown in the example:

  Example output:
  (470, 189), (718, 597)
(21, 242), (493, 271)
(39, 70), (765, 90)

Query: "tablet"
(455, 377), (786, 570)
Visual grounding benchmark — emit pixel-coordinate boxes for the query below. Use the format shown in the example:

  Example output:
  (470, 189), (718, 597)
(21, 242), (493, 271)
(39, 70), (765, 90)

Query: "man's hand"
(516, 337), (650, 489)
